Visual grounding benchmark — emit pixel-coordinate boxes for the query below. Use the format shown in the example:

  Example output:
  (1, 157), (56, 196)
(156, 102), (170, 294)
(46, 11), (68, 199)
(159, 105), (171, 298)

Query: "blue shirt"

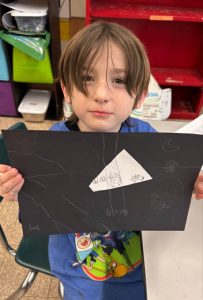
(48, 117), (156, 300)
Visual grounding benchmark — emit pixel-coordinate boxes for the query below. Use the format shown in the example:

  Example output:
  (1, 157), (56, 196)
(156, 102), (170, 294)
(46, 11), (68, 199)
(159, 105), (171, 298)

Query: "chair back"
(0, 121), (52, 296)
(0, 122), (27, 202)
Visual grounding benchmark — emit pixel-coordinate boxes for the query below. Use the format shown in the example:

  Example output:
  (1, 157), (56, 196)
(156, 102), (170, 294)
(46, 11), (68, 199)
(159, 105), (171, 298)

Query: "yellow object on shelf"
(13, 47), (54, 83)
(60, 18), (70, 41)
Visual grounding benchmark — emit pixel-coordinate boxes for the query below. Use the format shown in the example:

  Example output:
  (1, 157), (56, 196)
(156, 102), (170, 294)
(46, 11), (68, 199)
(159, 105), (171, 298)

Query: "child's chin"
(93, 126), (119, 133)
(83, 120), (119, 132)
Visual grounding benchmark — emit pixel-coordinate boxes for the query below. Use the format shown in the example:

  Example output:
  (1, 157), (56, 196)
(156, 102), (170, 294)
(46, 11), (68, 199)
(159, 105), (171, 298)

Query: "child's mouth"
(90, 111), (112, 117)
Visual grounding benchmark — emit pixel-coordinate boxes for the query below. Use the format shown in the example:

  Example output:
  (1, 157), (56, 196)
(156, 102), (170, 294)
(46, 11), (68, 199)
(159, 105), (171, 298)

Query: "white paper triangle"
(89, 149), (152, 192)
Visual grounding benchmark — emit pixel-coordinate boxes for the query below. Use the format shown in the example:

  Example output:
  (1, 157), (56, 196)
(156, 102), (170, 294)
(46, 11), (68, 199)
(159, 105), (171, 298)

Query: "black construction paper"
(3, 130), (203, 237)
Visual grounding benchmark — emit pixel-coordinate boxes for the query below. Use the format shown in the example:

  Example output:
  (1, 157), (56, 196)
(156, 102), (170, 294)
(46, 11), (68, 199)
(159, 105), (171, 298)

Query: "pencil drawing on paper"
(162, 137), (180, 152)
(89, 149), (152, 192)
(164, 160), (179, 173)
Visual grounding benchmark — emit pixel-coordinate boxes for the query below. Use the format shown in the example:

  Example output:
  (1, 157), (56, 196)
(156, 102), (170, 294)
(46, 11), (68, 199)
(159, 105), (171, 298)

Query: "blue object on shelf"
(0, 39), (10, 80)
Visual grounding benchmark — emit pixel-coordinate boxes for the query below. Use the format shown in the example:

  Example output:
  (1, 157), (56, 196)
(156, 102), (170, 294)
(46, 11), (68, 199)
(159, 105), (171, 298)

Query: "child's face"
(63, 42), (139, 132)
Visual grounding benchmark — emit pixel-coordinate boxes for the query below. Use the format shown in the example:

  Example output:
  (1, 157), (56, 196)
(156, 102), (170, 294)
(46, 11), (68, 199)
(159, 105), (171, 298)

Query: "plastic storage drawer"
(18, 89), (51, 122)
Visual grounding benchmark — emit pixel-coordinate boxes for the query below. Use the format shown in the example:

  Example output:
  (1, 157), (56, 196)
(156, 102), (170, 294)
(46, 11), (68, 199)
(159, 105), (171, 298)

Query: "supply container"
(18, 89), (51, 122)
(11, 11), (47, 33)
(13, 47), (54, 83)
(0, 39), (10, 80)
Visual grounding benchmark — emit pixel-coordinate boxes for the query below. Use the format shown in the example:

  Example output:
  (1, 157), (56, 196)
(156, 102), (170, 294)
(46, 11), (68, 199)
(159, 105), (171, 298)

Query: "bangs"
(59, 26), (109, 97)
(59, 21), (150, 103)
(76, 41), (107, 95)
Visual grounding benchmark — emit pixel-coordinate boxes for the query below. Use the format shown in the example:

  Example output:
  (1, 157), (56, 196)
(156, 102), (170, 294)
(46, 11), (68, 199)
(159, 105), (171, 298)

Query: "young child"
(0, 21), (203, 299)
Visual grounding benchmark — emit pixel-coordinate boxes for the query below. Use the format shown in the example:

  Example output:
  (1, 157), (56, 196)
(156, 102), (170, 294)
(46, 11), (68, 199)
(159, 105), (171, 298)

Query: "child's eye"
(113, 78), (126, 85)
(82, 75), (93, 82)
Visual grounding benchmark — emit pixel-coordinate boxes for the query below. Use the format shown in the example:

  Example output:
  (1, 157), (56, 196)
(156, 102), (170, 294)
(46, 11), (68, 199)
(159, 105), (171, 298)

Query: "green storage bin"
(13, 47), (54, 83)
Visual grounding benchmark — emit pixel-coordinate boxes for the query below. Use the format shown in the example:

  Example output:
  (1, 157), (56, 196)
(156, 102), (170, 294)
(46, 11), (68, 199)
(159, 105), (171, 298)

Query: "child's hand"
(0, 164), (24, 201)
(194, 171), (203, 200)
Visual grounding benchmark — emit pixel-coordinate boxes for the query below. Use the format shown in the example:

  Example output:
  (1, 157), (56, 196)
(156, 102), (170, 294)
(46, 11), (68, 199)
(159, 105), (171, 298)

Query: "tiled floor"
(0, 117), (61, 299)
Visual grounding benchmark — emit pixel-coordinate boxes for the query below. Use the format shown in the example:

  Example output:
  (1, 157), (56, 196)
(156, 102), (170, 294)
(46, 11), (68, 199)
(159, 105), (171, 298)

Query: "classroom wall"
(59, 0), (86, 48)
(60, 0), (85, 18)
(60, 0), (70, 18)
(71, 0), (85, 17)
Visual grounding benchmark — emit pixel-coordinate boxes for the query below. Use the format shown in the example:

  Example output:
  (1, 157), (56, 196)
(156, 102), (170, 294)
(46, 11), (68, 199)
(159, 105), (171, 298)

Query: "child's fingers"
(0, 164), (11, 173)
(0, 173), (22, 196)
(0, 168), (19, 185)
(3, 178), (24, 201)
(195, 193), (203, 200)
(193, 172), (203, 200)
(0, 165), (24, 201)
(1, 173), (22, 193)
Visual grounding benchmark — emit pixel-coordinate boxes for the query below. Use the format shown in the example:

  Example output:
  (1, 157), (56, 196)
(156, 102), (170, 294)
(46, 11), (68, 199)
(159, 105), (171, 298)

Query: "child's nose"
(93, 82), (110, 103)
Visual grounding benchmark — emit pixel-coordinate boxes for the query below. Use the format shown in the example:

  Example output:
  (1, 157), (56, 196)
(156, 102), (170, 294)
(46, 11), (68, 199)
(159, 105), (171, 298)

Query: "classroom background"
(0, 1), (202, 299)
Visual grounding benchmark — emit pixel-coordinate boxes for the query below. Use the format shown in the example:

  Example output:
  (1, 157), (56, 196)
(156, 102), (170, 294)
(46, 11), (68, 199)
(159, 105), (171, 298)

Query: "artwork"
(89, 149), (152, 192)
(3, 130), (203, 237)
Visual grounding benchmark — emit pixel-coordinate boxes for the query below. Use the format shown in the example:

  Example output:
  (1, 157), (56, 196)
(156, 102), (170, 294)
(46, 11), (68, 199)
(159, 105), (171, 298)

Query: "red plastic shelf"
(170, 105), (198, 120)
(90, 2), (203, 22)
(167, 86), (203, 119)
(87, 0), (203, 120)
(152, 68), (203, 87)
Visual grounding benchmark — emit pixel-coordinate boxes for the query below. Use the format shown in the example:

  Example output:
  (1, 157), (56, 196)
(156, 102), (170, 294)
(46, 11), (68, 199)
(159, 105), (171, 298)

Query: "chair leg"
(6, 270), (38, 300)
(58, 281), (64, 299)
(0, 225), (16, 256)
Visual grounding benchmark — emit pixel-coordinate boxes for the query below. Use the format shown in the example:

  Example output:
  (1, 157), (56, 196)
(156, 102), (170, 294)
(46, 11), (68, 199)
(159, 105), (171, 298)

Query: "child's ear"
(133, 92), (147, 109)
(61, 83), (71, 104)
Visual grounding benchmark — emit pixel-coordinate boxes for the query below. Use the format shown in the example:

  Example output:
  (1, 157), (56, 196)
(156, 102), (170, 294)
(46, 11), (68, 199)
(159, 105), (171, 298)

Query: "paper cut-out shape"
(89, 149), (152, 192)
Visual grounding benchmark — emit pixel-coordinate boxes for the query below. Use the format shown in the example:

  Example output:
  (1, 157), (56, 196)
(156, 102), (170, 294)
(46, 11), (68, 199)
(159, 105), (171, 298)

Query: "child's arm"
(0, 164), (24, 201)
(194, 171), (203, 200)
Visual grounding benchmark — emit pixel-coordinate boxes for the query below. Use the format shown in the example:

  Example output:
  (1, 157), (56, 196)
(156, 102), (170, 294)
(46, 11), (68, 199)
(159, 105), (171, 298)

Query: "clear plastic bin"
(11, 11), (47, 33)
(18, 89), (51, 122)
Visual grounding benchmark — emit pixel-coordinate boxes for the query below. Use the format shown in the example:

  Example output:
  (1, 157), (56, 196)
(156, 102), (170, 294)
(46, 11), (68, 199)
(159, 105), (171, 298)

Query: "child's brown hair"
(59, 21), (150, 122)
